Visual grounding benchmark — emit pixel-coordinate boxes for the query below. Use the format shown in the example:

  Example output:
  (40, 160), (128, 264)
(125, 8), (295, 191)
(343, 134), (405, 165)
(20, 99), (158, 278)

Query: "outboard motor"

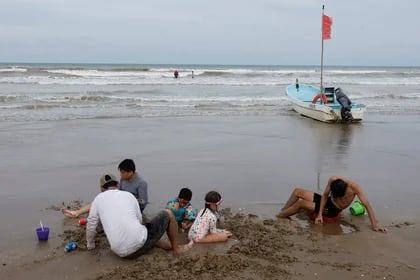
(334, 88), (354, 121)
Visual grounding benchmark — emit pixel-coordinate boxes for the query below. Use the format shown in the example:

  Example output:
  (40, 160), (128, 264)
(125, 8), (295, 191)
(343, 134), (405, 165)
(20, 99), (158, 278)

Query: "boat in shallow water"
(286, 5), (366, 123)
(286, 83), (366, 123)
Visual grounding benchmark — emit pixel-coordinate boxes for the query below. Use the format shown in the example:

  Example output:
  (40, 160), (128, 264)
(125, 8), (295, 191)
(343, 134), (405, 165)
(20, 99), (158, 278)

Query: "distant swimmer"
(174, 70), (179, 79)
(192, 70), (194, 79)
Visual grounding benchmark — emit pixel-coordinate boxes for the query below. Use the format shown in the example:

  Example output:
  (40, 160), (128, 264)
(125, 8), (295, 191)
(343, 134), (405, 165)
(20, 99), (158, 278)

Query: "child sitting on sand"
(166, 187), (198, 230)
(188, 191), (232, 243)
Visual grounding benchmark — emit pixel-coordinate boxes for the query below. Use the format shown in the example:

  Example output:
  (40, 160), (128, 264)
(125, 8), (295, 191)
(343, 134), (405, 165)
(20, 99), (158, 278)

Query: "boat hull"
(286, 84), (366, 123)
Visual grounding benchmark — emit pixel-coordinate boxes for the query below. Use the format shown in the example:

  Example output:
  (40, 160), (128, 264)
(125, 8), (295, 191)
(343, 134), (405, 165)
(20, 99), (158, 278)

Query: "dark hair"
(201, 191), (222, 216)
(118, 159), (136, 172)
(330, 179), (347, 198)
(205, 191), (221, 204)
(178, 188), (192, 201)
(102, 175), (118, 189)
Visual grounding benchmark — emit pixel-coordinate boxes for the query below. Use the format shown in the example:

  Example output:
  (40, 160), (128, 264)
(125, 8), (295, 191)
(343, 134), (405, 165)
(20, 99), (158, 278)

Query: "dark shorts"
(313, 193), (341, 218)
(125, 210), (170, 259)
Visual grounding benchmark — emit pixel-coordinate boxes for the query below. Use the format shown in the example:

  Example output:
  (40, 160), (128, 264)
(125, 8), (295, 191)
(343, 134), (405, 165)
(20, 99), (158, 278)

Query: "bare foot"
(186, 240), (194, 247)
(62, 209), (79, 218)
(276, 212), (290, 219)
(173, 241), (194, 256)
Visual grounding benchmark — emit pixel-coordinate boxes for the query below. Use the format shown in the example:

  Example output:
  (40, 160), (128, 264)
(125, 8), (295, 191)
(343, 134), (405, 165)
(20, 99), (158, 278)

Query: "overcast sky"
(1, 0), (418, 66)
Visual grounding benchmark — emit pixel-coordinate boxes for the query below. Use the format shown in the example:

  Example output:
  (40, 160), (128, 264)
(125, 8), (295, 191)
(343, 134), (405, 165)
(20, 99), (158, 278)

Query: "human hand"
(181, 221), (193, 230)
(372, 226), (387, 233)
(314, 215), (323, 225)
(225, 230), (233, 237)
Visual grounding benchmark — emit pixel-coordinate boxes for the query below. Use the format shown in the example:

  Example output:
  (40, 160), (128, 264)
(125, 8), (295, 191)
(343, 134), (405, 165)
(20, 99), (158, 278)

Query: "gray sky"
(1, 0), (419, 66)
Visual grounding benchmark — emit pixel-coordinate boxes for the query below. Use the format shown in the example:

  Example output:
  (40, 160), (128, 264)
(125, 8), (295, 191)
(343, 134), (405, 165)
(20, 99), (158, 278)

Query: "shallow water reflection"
(294, 211), (358, 235)
(231, 202), (358, 235)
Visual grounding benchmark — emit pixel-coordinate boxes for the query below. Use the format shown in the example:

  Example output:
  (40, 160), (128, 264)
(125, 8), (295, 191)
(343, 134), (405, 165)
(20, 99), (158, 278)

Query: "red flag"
(322, 14), (333, 40)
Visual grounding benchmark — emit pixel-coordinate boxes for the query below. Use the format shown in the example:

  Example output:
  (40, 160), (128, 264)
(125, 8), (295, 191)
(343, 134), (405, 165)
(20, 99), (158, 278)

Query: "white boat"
(286, 83), (366, 123)
(286, 5), (366, 123)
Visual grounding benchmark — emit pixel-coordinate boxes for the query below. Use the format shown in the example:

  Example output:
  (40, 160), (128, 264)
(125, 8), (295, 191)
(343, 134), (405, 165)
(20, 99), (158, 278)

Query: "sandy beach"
(1, 114), (420, 279)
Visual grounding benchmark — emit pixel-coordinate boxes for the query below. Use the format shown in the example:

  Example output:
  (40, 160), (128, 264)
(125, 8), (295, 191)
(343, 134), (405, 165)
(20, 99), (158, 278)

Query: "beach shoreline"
(1, 114), (420, 279)
(2, 208), (418, 280)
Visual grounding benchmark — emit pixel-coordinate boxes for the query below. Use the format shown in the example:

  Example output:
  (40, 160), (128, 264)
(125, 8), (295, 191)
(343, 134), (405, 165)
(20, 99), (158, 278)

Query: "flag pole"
(320, 5), (325, 95)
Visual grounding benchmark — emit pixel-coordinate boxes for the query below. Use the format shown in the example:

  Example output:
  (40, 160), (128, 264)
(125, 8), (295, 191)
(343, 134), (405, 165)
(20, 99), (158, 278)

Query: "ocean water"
(1, 63), (420, 265)
(1, 63), (420, 122)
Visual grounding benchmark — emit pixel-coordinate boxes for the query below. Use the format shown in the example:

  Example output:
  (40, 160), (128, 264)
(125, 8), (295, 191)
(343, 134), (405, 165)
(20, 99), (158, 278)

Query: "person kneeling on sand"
(277, 176), (387, 233)
(188, 191), (233, 243)
(166, 187), (199, 230)
(62, 158), (148, 218)
(86, 174), (192, 257)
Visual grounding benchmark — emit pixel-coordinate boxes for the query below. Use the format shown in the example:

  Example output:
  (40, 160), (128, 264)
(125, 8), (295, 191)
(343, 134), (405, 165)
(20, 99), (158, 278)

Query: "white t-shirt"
(86, 189), (148, 257)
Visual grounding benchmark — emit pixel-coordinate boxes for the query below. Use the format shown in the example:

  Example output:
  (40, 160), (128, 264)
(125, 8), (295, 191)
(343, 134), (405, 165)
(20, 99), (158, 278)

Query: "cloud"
(0, 0), (419, 66)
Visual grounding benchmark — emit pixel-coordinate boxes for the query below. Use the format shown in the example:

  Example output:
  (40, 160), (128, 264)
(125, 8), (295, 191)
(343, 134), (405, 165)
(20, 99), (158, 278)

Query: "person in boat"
(277, 176), (387, 233)
(295, 78), (299, 92)
(174, 70), (179, 79)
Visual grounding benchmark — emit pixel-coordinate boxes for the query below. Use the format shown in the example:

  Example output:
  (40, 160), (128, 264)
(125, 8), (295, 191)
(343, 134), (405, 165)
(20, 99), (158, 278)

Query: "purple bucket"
(36, 227), (50, 241)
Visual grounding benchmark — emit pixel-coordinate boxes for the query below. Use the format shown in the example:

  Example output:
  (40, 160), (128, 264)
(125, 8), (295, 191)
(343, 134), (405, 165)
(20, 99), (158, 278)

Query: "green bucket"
(350, 201), (365, 216)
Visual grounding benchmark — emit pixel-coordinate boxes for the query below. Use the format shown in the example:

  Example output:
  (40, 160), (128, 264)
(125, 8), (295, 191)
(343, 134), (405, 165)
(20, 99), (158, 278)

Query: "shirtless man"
(277, 176), (387, 233)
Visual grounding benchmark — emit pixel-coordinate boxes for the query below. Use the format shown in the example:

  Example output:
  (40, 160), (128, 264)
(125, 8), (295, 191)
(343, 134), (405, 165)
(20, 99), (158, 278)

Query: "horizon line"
(0, 61), (418, 68)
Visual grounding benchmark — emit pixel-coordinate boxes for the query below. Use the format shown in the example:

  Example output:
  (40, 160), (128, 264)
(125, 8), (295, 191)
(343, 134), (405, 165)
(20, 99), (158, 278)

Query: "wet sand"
(1, 114), (420, 279)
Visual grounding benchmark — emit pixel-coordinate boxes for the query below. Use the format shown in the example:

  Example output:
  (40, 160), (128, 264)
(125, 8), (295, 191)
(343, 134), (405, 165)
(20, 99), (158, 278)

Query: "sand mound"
(93, 209), (299, 280)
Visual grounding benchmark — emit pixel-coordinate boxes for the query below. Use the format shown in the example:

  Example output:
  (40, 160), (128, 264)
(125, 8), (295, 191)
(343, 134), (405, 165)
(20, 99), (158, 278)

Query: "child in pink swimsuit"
(188, 191), (232, 243)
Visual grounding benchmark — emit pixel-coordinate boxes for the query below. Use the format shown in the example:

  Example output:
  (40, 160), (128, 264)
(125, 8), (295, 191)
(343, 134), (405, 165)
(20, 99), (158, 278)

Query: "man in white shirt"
(86, 174), (191, 258)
